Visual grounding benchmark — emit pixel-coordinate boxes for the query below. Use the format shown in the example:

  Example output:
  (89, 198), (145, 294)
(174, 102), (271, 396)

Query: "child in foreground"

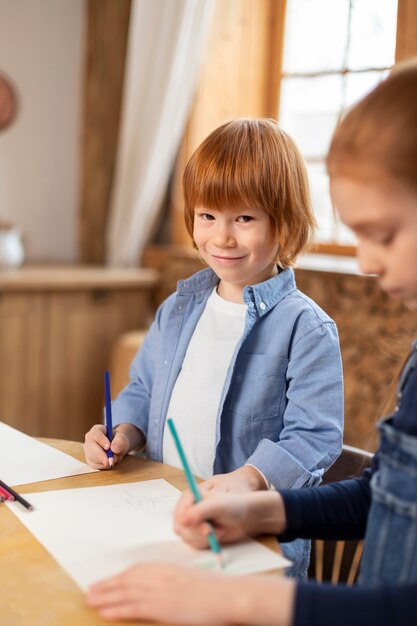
(86, 61), (417, 625)
(84, 118), (343, 574)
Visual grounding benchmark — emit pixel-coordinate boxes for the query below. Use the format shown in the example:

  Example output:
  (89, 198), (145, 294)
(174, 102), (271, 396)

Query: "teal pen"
(167, 418), (223, 568)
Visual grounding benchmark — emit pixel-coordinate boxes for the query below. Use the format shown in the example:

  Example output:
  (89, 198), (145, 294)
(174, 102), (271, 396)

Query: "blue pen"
(167, 418), (223, 568)
(104, 371), (114, 468)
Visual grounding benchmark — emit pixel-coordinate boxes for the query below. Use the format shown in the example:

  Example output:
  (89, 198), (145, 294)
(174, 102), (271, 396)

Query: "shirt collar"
(176, 266), (297, 312)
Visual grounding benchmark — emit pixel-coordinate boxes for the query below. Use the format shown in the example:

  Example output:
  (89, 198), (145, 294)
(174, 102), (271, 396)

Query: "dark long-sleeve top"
(278, 360), (417, 626)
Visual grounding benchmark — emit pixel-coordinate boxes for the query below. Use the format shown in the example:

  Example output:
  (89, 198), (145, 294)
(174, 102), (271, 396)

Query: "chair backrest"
(308, 444), (374, 585)
(110, 330), (147, 397)
(322, 444), (373, 485)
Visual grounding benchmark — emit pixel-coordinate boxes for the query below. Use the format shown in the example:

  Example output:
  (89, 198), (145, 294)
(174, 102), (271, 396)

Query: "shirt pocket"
(228, 353), (288, 421)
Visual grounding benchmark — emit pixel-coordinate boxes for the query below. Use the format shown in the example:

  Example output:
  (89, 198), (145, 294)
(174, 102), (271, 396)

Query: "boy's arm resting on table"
(247, 320), (344, 490)
(201, 464), (270, 493)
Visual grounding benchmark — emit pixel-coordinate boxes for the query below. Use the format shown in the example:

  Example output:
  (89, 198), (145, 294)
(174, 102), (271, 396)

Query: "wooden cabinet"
(0, 266), (159, 440)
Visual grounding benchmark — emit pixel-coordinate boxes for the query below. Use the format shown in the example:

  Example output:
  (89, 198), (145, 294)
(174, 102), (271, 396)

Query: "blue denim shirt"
(112, 266), (344, 490)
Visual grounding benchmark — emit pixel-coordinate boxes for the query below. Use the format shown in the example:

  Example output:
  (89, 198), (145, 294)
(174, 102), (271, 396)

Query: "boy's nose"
(212, 225), (236, 247)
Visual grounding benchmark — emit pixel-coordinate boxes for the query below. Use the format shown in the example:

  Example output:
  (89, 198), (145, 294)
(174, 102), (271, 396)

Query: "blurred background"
(0, 0), (416, 448)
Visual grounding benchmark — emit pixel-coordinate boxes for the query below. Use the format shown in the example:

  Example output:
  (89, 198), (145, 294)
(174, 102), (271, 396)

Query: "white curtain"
(106, 0), (214, 266)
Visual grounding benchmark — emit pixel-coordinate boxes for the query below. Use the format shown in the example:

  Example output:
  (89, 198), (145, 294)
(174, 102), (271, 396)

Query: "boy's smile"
(193, 206), (279, 303)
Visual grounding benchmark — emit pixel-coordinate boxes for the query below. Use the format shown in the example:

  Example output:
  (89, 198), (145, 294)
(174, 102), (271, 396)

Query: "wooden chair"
(109, 330), (147, 397)
(308, 444), (374, 585)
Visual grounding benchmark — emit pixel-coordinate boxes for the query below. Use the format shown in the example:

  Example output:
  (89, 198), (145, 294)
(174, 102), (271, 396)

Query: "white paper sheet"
(0, 421), (98, 486)
(7, 479), (291, 590)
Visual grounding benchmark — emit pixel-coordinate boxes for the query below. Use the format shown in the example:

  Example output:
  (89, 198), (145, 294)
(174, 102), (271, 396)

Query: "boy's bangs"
(185, 160), (262, 211)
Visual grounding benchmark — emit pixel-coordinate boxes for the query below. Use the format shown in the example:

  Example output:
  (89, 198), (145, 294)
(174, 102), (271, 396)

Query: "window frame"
(168, 0), (417, 257)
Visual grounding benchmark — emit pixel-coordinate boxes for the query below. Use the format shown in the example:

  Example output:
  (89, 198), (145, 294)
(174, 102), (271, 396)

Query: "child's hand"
(83, 424), (129, 469)
(174, 490), (287, 549)
(174, 490), (254, 548)
(200, 466), (269, 494)
(86, 563), (295, 626)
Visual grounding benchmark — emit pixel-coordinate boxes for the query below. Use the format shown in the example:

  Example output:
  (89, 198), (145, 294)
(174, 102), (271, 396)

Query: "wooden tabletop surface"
(0, 439), (280, 626)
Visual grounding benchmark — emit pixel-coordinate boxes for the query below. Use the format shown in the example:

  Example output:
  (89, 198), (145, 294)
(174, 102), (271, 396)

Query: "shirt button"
(249, 302), (255, 308)
(164, 360), (168, 365)
(259, 302), (266, 310)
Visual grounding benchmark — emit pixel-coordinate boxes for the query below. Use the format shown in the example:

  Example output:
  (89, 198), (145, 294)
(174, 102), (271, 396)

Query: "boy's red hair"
(183, 118), (315, 268)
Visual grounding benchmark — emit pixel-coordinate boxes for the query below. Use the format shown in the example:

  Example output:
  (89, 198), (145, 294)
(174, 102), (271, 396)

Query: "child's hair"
(327, 59), (417, 438)
(327, 58), (417, 189)
(183, 118), (315, 268)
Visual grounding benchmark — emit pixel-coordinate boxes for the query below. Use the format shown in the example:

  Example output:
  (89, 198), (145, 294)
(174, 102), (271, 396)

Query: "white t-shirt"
(162, 287), (247, 479)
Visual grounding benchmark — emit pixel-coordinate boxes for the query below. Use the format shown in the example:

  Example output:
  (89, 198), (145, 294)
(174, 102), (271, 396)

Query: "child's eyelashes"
(196, 212), (255, 223)
(371, 232), (395, 246)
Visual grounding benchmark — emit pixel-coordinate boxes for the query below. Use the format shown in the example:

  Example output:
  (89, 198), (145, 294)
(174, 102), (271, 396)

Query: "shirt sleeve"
(110, 295), (174, 437)
(278, 468), (374, 542)
(246, 320), (344, 490)
(244, 463), (270, 488)
(294, 581), (417, 626)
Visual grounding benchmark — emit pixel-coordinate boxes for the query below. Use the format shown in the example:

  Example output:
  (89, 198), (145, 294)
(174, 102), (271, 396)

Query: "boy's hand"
(83, 424), (130, 469)
(200, 466), (269, 494)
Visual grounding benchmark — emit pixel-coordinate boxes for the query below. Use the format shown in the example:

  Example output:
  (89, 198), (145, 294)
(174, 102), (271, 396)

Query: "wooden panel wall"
(170, 0), (287, 246)
(79, 0), (131, 264)
(396, 0), (417, 60)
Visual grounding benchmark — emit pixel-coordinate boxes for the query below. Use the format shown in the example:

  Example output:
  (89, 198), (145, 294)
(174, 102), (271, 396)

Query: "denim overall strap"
(395, 339), (417, 410)
(358, 421), (417, 586)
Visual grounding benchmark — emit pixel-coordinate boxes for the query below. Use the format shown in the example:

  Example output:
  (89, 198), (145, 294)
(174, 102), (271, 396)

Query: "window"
(279, 0), (398, 249)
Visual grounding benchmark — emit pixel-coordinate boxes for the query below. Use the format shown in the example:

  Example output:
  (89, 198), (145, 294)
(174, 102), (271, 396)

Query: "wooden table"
(0, 440), (280, 626)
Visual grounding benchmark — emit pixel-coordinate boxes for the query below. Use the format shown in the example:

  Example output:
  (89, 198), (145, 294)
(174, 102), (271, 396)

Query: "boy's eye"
(199, 213), (215, 221)
(237, 215), (253, 223)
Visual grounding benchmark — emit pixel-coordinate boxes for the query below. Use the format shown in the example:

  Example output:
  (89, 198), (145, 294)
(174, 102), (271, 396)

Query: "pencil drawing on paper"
(121, 490), (178, 513)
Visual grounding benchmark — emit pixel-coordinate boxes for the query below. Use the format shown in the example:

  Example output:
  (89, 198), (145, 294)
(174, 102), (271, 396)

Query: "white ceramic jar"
(0, 227), (25, 267)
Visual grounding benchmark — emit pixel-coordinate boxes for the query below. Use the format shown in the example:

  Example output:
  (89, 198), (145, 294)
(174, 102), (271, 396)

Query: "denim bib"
(358, 420), (417, 586)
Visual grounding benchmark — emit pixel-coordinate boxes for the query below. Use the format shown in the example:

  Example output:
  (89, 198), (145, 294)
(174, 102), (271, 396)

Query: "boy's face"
(331, 176), (417, 310)
(193, 206), (279, 303)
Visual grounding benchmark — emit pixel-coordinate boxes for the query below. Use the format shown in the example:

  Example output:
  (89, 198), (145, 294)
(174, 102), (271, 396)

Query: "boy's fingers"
(86, 424), (109, 448)
(110, 432), (128, 455)
(95, 427), (112, 450)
